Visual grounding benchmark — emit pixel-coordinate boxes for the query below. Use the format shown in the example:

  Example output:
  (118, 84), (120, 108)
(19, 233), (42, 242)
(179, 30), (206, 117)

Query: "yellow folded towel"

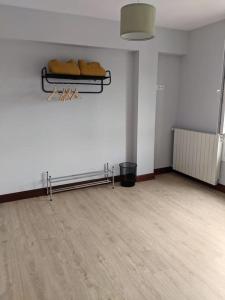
(48, 59), (80, 75)
(78, 60), (106, 76)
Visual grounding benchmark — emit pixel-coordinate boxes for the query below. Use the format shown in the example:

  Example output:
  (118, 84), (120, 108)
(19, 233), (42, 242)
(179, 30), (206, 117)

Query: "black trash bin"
(119, 162), (137, 187)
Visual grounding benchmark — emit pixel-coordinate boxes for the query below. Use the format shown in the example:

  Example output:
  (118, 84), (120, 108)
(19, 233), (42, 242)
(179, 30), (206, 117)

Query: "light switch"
(157, 84), (165, 91)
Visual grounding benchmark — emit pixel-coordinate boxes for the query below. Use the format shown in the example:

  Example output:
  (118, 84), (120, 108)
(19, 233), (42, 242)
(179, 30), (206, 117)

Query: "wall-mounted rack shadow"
(46, 163), (115, 201)
(41, 67), (111, 94)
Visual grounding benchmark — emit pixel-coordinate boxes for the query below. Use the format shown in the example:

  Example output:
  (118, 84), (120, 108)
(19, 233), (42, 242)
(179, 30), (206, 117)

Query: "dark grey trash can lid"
(119, 162), (137, 168)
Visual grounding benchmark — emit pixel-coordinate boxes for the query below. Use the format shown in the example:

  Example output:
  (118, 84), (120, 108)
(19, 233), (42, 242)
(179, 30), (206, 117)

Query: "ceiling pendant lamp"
(120, 2), (156, 41)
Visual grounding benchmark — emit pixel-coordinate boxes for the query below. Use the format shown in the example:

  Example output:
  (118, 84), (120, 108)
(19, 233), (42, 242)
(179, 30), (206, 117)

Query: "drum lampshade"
(120, 3), (156, 41)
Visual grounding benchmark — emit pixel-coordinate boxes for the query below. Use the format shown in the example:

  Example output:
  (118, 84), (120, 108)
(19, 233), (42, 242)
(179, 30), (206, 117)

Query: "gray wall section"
(220, 162), (225, 185)
(0, 40), (134, 194)
(0, 4), (189, 183)
(3, 5), (225, 190)
(126, 51), (139, 163)
(155, 20), (225, 184)
(177, 20), (225, 184)
(177, 20), (225, 133)
(154, 54), (182, 169)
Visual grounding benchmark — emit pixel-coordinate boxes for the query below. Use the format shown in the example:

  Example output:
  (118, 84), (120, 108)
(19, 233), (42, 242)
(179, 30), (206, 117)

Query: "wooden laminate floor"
(1, 173), (225, 300)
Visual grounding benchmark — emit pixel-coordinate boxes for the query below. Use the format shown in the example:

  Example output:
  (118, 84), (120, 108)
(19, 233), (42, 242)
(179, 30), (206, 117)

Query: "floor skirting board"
(0, 173), (155, 203)
(0, 188), (46, 203)
(136, 173), (155, 182)
(154, 167), (173, 175)
(1, 170), (223, 203)
(154, 167), (225, 195)
(172, 170), (225, 195)
(216, 184), (225, 193)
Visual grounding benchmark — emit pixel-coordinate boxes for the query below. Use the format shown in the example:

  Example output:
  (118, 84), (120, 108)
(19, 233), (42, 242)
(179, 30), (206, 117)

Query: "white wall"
(0, 40), (135, 194)
(0, 5), (188, 194)
(0, 5), (188, 54)
(178, 20), (225, 133)
(178, 20), (225, 184)
(126, 52), (139, 163)
(155, 54), (182, 169)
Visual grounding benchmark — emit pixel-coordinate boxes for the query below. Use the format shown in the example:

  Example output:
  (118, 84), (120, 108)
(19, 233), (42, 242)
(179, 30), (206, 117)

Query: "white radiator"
(173, 128), (223, 185)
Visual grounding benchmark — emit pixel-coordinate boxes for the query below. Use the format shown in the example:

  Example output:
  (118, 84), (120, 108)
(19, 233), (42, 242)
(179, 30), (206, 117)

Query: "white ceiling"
(0, 0), (225, 31)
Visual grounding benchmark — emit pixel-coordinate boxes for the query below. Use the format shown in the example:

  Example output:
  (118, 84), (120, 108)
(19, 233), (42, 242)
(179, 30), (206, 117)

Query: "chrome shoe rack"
(46, 163), (115, 201)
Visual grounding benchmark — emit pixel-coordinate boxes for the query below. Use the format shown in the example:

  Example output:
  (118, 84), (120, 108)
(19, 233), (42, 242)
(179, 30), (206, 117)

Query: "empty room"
(0, 1), (225, 299)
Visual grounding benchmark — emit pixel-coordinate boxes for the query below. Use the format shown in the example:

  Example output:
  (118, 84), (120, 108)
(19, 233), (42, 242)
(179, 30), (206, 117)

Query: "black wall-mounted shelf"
(41, 67), (111, 94)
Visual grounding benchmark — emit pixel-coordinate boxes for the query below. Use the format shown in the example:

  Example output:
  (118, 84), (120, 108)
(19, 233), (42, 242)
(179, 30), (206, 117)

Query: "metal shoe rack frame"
(41, 67), (112, 94)
(46, 163), (115, 201)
